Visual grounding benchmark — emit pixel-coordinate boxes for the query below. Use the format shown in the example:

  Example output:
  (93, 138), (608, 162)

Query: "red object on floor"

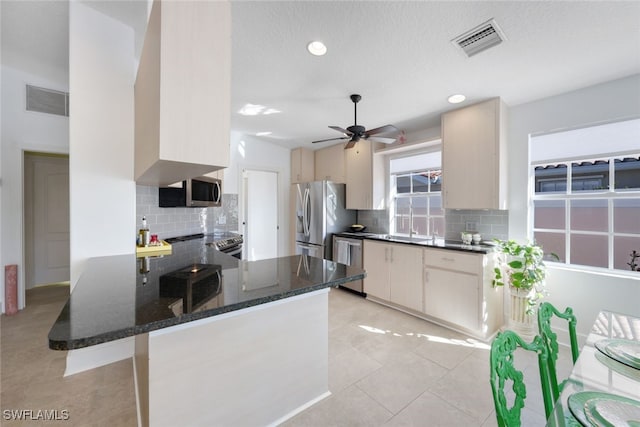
(4, 264), (18, 315)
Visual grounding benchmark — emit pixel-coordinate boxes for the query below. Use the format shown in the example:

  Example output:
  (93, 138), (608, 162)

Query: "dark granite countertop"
(48, 239), (365, 350)
(333, 232), (495, 254)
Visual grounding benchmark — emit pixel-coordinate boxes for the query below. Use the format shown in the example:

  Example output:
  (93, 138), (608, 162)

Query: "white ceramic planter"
(507, 286), (537, 340)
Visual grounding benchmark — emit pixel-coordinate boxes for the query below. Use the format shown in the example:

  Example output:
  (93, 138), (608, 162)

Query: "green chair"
(490, 330), (554, 427)
(537, 302), (579, 402)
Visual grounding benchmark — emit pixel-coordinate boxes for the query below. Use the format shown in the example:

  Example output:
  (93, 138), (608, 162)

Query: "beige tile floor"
(1, 285), (571, 426)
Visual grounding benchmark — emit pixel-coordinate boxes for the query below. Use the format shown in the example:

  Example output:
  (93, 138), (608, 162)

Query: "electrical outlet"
(465, 221), (477, 232)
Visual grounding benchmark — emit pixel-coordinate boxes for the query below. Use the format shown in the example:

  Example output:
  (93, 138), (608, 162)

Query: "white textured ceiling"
(2, 1), (640, 150)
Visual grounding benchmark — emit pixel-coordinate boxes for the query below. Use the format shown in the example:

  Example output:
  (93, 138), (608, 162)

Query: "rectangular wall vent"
(26, 85), (69, 117)
(452, 19), (506, 58)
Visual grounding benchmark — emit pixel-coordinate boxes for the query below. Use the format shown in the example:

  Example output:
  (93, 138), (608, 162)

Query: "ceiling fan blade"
(344, 139), (357, 149)
(366, 124), (399, 136)
(368, 136), (397, 144)
(329, 126), (352, 136)
(312, 136), (349, 144)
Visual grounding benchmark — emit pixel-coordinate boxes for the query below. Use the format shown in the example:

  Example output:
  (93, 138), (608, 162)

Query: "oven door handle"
(222, 246), (243, 256)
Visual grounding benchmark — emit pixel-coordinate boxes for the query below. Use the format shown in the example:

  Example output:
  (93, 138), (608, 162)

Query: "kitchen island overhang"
(48, 243), (365, 426)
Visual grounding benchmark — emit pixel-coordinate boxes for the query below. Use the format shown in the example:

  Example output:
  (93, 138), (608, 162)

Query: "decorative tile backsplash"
(355, 209), (390, 234)
(445, 209), (509, 241)
(136, 185), (239, 240)
(355, 207), (508, 241)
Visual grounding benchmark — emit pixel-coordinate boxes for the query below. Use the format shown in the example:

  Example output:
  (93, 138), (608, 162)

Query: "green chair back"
(490, 330), (554, 427)
(537, 302), (579, 401)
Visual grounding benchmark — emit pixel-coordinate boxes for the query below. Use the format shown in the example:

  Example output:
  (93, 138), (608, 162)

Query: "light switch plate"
(465, 221), (477, 232)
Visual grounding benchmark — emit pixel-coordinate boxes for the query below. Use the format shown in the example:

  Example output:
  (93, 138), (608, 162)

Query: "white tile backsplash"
(445, 209), (509, 241)
(136, 185), (239, 240)
(355, 207), (508, 241)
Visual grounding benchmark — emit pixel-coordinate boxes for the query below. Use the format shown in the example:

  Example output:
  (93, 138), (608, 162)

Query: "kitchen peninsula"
(48, 237), (365, 427)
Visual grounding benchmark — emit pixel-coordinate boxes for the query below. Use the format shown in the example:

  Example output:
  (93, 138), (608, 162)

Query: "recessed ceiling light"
(256, 131), (272, 136)
(307, 41), (327, 56)
(448, 94), (466, 104)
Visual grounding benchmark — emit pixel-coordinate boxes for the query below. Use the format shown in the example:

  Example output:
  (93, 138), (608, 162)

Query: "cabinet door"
(345, 141), (372, 209)
(424, 267), (479, 331)
(363, 241), (390, 300)
(291, 148), (314, 183)
(388, 244), (423, 312)
(135, 0), (231, 186)
(442, 98), (500, 210)
(315, 144), (345, 183)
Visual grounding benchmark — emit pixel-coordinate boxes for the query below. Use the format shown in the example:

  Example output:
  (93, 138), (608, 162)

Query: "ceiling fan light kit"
(312, 94), (400, 149)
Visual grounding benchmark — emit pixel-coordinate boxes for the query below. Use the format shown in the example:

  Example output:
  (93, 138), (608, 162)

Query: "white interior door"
(25, 153), (70, 288)
(243, 169), (278, 261)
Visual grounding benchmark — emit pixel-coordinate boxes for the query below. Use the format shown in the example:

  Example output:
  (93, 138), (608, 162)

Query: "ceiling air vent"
(26, 85), (69, 117)
(452, 19), (506, 58)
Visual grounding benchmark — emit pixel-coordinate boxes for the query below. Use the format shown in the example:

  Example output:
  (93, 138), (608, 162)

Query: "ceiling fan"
(312, 94), (400, 149)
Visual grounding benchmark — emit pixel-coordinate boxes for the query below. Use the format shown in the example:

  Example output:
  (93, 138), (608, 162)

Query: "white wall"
(227, 132), (291, 256)
(0, 65), (69, 311)
(507, 74), (640, 337)
(69, 3), (136, 289)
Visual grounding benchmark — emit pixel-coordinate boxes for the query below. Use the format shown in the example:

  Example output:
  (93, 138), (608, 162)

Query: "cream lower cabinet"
(423, 253), (480, 331)
(363, 240), (423, 312)
(364, 240), (503, 340)
(423, 248), (502, 338)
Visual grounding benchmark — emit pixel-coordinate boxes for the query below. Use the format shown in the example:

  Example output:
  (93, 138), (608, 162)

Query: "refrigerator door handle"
(302, 188), (308, 236)
(304, 188), (311, 236)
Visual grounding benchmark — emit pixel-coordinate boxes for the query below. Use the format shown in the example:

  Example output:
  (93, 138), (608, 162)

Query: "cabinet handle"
(390, 247), (394, 263)
(424, 269), (429, 283)
(442, 257), (455, 262)
(384, 247), (388, 262)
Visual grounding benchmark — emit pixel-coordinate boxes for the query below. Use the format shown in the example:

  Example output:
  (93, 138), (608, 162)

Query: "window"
(390, 151), (444, 237)
(530, 119), (640, 272)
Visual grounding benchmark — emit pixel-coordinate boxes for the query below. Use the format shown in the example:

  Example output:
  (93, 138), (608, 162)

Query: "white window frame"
(530, 154), (640, 273)
(389, 147), (443, 238)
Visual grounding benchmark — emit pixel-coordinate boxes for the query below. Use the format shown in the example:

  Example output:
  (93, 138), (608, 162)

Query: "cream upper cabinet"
(441, 97), (508, 210)
(291, 147), (314, 183)
(345, 140), (385, 210)
(135, 0), (231, 186)
(314, 143), (345, 183)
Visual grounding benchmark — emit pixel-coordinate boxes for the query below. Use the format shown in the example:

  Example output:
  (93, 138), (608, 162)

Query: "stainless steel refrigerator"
(295, 181), (356, 259)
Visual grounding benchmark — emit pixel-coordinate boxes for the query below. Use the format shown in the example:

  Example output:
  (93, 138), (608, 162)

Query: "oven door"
(221, 245), (242, 259)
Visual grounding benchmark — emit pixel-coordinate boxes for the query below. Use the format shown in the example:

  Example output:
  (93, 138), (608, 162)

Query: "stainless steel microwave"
(159, 176), (222, 207)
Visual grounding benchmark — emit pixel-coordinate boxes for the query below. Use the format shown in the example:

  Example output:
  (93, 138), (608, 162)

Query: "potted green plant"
(492, 239), (558, 337)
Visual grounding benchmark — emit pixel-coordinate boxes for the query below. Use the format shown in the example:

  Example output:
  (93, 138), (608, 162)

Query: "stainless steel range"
(165, 232), (244, 259)
(208, 231), (243, 258)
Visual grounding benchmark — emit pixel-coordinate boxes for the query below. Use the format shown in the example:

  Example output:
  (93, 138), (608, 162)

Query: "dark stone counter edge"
(48, 271), (366, 351)
(335, 233), (494, 254)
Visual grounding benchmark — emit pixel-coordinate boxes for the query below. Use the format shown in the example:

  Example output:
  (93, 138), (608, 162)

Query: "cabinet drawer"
(423, 249), (482, 275)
